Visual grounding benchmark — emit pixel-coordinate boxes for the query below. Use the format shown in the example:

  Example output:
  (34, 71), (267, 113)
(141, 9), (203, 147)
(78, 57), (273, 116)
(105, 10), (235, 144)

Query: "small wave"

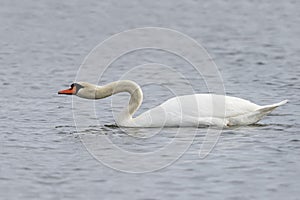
(55, 125), (76, 128)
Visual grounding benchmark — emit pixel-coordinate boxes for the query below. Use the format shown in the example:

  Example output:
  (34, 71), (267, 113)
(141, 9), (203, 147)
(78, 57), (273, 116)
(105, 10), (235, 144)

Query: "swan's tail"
(227, 100), (288, 126)
(256, 100), (288, 113)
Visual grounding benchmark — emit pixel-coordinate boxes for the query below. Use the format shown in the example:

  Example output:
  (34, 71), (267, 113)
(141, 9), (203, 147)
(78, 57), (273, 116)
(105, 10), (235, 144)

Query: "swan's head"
(58, 82), (98, 99)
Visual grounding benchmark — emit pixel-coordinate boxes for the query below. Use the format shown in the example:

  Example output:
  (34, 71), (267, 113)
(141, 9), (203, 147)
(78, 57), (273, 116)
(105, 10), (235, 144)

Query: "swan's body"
(58, 80), (287, 127)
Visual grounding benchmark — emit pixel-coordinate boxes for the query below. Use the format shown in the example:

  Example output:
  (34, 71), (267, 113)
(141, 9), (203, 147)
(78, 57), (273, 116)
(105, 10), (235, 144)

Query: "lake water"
(0, 0), (299, 199)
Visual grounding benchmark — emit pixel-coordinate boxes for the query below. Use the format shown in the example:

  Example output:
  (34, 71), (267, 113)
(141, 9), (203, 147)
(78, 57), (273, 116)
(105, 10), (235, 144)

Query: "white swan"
(58, 80), (287, 127)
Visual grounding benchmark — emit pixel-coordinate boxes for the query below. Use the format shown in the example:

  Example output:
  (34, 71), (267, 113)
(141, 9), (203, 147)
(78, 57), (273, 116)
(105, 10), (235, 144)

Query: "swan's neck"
(95, 80), (143, 122)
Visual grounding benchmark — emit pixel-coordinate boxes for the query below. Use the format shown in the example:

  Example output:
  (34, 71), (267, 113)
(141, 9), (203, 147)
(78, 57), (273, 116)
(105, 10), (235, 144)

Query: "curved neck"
(96, 80), (143, 121)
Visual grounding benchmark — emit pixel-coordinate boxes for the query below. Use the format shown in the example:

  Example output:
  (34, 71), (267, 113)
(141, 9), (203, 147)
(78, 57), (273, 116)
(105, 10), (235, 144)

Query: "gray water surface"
(1, 0), (300, 199)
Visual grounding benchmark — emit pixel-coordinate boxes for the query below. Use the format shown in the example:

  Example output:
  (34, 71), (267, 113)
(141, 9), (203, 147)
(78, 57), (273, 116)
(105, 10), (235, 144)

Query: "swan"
(58, 80), (287, 127)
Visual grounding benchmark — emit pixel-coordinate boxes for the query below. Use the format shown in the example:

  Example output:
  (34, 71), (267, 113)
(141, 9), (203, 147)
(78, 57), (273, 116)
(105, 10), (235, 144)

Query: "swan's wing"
(160, 94), (260, 118)
(222, 95), (260, 117)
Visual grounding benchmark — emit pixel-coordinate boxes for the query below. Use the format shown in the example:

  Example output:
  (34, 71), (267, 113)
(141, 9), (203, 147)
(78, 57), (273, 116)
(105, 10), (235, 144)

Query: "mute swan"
(58, 80), (287, 127)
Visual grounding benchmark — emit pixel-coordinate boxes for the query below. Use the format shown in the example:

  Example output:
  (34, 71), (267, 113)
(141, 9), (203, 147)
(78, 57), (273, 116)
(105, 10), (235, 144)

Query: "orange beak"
(58, 86), (76, 95)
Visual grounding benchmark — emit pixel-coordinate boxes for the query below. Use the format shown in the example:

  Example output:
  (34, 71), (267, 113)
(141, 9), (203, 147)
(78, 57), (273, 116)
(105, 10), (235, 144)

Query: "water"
(1, 0), (300, 199)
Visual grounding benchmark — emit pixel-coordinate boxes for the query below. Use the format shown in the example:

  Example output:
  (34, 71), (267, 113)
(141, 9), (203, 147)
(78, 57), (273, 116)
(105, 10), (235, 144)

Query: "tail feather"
(256, 100), (288, 113)
(228, 100), (288, 126)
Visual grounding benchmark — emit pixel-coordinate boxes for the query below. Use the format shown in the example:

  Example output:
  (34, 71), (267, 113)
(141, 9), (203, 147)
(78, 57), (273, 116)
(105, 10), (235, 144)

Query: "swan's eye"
(70, 83), (74, 88)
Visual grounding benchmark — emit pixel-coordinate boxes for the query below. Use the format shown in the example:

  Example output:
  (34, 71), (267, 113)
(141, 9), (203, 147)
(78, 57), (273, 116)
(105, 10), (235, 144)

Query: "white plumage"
(58, 80), (287, 127)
